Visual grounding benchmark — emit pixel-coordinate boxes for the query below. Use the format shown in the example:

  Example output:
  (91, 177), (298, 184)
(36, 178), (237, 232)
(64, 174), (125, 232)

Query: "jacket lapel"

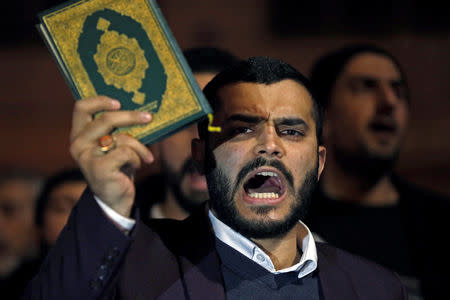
(168, 206), (226, 299)
(118, 220), (184, 299)
(316, 244), (359, 300)
(117, 204), (226, 300)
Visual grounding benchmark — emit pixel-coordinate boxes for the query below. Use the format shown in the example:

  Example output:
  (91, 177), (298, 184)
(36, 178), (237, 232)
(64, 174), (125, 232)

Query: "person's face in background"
(41, 180), (86, 245)
(324, 53), (409, 168)
(202, 80), (325, 239)
(157, 72), (216, 213)
(0, 179), (38, 276)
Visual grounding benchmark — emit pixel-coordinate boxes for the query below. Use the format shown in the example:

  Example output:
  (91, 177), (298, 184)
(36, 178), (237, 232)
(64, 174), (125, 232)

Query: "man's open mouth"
(369, 119), (397, 134)
(243, 169), (286, 202)
(186, 172), (208, 191)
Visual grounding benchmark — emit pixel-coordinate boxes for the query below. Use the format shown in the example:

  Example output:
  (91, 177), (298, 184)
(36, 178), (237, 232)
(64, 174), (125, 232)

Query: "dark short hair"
(200, 56), (323, 144)
(35, 168), (85, 226)
(309, 44), (410, 109)
(0, 169), (42, 185)
(183, 46), (238, 74)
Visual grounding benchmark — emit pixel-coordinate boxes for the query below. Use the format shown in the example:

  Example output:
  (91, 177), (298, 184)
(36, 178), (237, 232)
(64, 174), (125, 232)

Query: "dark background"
(1, 0), (449, 196)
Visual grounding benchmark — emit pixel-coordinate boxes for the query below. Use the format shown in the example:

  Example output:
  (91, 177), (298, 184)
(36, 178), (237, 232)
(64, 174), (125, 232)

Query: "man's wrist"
(94, 195), (136, 233)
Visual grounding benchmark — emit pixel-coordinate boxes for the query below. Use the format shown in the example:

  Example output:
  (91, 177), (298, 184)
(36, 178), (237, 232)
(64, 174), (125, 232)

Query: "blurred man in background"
(35, 168), (86, 249)
(305, 44), (450, 300)
(1, 168), (86, 299)
(135, 46), (238, 220)
(0, 170), (42, 299)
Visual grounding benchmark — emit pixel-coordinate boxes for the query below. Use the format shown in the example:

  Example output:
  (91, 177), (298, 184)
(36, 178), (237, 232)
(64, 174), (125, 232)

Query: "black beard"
(334, 143), (399, 181)
(162, 158), (208, 214)
(206, 157), (318, 239)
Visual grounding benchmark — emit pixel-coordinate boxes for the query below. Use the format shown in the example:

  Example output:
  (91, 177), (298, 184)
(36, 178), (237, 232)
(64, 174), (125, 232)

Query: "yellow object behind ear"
(207, 113), (221, 132)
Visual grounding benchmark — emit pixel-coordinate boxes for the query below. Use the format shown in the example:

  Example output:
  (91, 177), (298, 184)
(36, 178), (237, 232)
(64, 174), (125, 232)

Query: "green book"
(37, 0), (212, 145)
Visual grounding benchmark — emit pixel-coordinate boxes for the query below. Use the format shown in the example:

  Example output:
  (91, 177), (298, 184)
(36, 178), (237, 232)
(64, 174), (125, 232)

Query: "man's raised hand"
(70, 96), (154, 217)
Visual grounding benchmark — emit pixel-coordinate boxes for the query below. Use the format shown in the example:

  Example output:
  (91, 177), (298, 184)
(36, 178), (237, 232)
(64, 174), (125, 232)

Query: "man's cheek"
(214, 146), (243, 174)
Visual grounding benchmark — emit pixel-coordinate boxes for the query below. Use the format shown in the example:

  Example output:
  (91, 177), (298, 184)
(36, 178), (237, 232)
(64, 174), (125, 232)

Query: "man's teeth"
(248, 192), (280, 199)
(257, 171), (278, 177)
(246, 171), (281, 199)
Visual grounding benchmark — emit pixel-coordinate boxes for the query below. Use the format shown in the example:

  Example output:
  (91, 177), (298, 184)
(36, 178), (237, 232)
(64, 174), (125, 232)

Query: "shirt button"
(98, 264), (108, 281)
(106, 246), (120, 260)
(256, 254), (265, 262)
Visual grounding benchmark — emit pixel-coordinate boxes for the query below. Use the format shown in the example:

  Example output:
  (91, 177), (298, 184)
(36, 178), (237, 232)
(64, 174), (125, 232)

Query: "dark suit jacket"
(23, 189), (407, 300)
(306, 175), (450, 299)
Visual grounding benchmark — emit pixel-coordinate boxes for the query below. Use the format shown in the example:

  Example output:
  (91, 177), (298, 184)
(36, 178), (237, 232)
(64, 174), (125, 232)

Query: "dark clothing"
(134, 174), (165, 220)
(306, 194), (415, 276)
(306, 175), (450, 299)
(216, 238), (321, 300)
(1, 258), (41, 300)
(23, 189), (407, 300)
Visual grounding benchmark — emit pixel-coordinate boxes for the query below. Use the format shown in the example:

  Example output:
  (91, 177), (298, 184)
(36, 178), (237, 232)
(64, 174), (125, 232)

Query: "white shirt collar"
(208, 210), (318, 279)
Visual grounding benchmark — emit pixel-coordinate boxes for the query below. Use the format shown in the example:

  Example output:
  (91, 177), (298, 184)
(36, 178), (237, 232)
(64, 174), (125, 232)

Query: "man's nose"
(253, 126), (285, 158)
(377, 83), (400, 111)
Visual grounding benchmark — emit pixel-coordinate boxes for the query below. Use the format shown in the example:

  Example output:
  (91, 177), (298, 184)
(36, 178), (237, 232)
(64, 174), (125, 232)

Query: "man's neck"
(321, 157), (399, 206)
(252, 225), (302, 270)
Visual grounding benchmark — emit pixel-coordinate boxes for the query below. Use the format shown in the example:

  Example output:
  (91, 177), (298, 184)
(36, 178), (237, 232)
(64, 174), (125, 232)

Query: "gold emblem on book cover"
(94, 18), (148, 105)
(107, 47), (136, 76)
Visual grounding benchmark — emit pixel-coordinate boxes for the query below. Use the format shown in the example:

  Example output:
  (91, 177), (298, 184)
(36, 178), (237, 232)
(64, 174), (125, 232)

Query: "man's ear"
(192, 138), (206, 174)
(317, 145), (326, 181)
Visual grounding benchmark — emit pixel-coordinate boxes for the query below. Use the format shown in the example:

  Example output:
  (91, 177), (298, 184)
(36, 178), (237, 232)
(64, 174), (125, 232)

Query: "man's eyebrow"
(348, 75), (404, 84)
(225, 115), (309, 128)
(226, 114), (266, 123)
(347, 75), (377, 82)
(390, 78), (406, 86)
(274, 117), (309, 128)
